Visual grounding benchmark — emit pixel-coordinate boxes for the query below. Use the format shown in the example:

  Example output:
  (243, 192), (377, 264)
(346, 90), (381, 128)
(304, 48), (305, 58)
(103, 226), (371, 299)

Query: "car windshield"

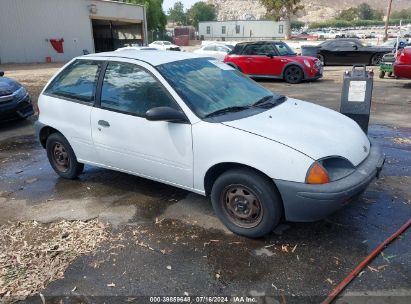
(157, 58), (281, 119)
(273, 43), (296, 56)
(163, 41), (171, 45)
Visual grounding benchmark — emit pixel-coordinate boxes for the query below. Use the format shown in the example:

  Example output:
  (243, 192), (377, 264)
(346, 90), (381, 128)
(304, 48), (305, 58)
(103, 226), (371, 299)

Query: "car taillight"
(35, 104), (40, 115)
(306, 162), (330, 184)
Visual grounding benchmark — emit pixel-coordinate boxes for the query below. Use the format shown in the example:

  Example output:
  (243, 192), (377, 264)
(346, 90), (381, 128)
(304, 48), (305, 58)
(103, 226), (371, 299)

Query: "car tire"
(46, 132), (84, 179)
(371, 54), (383, 66)
(284, 65), (304, 84)
(379, 71), (385, 78)
(388, 72), (393, 77)
(210, 168), (283, 238)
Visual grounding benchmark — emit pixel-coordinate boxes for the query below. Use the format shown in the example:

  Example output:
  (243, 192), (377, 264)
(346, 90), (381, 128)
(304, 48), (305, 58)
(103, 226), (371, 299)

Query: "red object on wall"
(50, 39), (64, 53)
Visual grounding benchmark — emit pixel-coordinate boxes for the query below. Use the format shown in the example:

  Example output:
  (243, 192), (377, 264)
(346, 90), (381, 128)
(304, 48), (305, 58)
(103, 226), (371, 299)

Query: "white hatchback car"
(35, 51), (384, 237)
(194, 43), (234, 61)
(149, 41), (180, 51)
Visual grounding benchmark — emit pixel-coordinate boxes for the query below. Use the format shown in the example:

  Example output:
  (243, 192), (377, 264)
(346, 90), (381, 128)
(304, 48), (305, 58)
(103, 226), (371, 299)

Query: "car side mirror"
(145, 106), (188, 123)
(0, 71), (4, 77)
(267, 53), (275, 58)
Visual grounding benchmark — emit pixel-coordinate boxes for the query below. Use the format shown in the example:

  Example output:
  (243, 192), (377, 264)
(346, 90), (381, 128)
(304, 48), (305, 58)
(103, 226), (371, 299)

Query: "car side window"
(243, 44), (273, 55)
(274, 43), (289, 55)
(100, 62), (177, 116)
(216, 45), (229, 53)
(45, 60), (101, 102)
(204, 45), (216, 51)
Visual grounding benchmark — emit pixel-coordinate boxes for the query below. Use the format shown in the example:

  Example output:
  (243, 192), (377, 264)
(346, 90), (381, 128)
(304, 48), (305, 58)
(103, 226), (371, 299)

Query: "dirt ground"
(0, 63), (410, 303)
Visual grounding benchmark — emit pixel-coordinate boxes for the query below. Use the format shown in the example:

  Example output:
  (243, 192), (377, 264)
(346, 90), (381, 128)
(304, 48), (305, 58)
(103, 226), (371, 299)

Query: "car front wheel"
(371, 54), (383, 66)
(211, 168), (283, 238)
(46, 132), (84, 179)
(284, 65), (304, 84)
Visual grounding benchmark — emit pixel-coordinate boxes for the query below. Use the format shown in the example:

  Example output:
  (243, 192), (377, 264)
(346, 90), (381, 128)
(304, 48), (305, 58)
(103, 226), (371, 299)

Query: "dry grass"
(0, 219), (108, 302)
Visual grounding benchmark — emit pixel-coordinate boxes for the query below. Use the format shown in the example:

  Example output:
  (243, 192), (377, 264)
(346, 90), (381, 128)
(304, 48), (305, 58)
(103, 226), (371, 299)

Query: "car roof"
(236, 40), (283, 45)
(82, 50), (205, 66)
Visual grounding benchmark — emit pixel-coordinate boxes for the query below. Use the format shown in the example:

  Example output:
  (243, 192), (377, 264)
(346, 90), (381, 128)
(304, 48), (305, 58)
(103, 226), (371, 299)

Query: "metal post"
(384, 0), (393, 42)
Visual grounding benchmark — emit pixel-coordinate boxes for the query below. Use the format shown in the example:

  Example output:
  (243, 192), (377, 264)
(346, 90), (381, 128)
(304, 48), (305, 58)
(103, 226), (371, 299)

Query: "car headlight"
(14, 86), (27, 101)
(303, 59), (311, 68)
(306, 157), (355, 184)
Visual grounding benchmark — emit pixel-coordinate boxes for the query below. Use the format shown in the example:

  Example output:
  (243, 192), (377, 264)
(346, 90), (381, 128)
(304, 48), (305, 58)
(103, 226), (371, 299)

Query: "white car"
(35, 51), (384, 237)
(194, 43), (234, 61)
(149, 41), (180, 51)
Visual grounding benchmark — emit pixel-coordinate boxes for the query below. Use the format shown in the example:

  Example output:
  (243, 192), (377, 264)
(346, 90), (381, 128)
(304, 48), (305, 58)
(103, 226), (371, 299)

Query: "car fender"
(192, 121), (314, 194)
(281, 62), (308, 79)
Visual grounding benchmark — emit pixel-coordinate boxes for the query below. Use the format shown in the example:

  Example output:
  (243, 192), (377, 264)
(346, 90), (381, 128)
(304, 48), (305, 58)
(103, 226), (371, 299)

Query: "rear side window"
(100, 62), (177, 116)
(45, 60), (101, 102)
(204, 45), (216, 51)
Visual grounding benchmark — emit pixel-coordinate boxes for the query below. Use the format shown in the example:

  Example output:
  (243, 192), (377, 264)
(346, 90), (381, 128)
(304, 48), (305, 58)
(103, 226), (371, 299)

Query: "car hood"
(0, 77), (20, 95)
(222, 98), (370, 166)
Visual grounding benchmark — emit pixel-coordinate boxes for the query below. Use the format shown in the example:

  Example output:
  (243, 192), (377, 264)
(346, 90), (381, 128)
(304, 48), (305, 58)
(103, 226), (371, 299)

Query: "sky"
(163, 0), (200, 12)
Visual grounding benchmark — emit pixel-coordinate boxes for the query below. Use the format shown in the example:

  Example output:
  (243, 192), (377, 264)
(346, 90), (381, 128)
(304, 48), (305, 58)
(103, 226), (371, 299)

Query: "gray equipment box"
(340, 65), (374, 133)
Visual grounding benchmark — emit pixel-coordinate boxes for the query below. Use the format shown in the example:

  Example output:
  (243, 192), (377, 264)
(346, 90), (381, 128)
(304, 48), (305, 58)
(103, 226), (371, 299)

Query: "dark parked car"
(302, 38), (392, 66)
(0, 71), (34, 121)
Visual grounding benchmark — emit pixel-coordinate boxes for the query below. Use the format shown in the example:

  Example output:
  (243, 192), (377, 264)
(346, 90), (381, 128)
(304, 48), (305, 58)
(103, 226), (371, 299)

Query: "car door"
(41, 59), (102, 162)
(331, 41), (361, 64)
(90, 60), (193, 188)
(241, 44), (275, 75)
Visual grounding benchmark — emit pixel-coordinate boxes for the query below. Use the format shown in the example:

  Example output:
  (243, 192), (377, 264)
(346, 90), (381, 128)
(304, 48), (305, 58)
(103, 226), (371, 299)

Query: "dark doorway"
(91, 19), (144, 52)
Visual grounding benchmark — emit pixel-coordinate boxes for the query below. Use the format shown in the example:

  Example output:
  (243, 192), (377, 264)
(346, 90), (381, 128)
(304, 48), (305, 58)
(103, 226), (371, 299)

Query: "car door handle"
(98, 120), (110, 127)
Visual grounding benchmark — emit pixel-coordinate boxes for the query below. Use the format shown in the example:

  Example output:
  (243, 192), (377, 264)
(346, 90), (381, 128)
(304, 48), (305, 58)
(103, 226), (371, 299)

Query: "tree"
(260, 0), (304, 21)
(187, 2), (217, 29)
(392, 8), (411, 19)
(338, 8), (359, 21)
(357, 3), (374, 20)
(260, 0), (304, 38)
(125, 0), (167, 31)
(168, 1), (187, 25)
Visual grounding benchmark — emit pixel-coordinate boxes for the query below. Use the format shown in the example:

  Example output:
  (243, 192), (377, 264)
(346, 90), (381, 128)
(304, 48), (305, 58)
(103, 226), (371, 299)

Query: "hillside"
(207, 0), (411, 22)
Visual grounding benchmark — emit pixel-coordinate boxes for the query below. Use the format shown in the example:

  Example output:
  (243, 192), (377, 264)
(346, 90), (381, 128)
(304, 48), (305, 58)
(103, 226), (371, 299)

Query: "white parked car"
(35, 51), (384, 237)
(149, 41), (180, 51)
(194, 43), (234, 61)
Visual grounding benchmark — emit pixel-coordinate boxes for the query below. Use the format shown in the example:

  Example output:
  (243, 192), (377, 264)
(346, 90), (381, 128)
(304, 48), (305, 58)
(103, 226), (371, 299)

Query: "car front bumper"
(0, 94), (34, 121)
(275, 140), (385, 222)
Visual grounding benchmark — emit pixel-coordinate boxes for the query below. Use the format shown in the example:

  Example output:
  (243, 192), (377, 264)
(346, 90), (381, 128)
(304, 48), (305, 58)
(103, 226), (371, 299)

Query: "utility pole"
(384, 0), (393, 42)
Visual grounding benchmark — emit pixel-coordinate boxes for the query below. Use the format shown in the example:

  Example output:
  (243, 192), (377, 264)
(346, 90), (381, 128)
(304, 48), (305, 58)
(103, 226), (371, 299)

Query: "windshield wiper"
(204, 106), (251, 118)
(252, 95), (287, 108)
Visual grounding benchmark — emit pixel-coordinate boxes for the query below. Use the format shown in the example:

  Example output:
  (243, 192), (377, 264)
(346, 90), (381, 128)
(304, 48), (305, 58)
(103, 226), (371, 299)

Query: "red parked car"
(394, 47), (411, 79)
(224, 41), (323, 84)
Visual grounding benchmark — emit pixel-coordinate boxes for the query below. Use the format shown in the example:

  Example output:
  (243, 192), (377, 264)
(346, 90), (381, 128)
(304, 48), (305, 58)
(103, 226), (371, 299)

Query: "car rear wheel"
(371, 54), (383, 66)
(284, 65), (304, 84)
(46, 132), (84, 179)
(210, 168), (283, 238)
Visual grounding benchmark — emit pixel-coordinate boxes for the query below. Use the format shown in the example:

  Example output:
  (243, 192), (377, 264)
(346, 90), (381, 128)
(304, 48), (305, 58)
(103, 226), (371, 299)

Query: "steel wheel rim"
(372, 55), (382, 65)
(52, 142), (70, 172)
(286, 67), (302, 82)
(221, 184), (263, 229)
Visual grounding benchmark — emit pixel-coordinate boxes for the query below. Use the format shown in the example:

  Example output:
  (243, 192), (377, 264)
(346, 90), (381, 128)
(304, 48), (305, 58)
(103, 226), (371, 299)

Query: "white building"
(199, 20), (288, 41)
(0, 0), (147, 63)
